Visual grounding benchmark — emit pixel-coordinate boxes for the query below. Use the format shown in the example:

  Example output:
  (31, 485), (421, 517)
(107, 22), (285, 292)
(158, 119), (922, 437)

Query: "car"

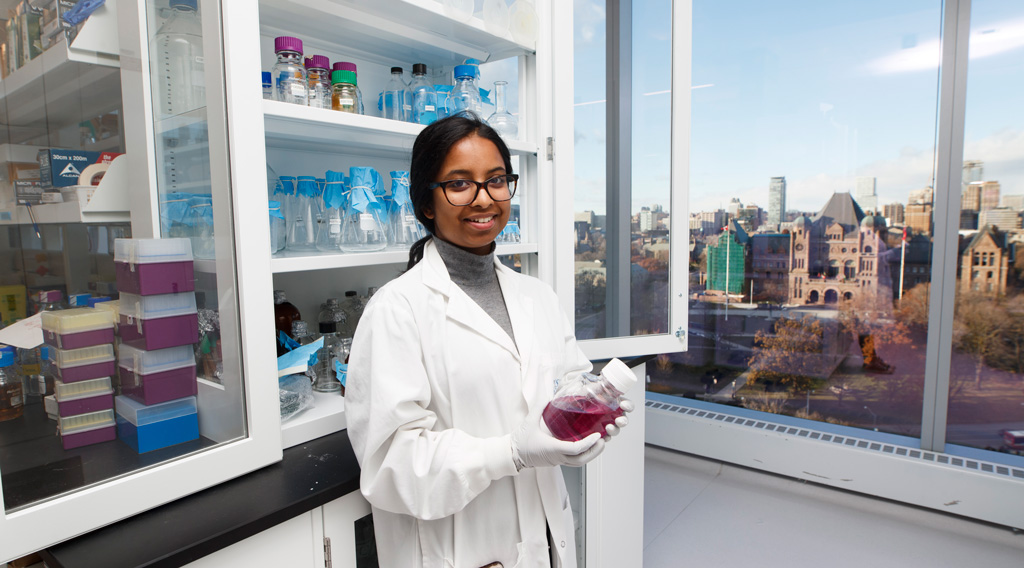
(998, 429), (1024, 452)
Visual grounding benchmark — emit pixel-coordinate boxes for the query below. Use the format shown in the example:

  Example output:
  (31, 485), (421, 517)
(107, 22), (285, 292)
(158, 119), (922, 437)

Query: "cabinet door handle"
(324, 536), (332, 568)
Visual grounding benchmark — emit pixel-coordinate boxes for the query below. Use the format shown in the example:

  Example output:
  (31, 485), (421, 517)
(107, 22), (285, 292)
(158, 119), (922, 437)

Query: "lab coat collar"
(422, 239), (531, 363)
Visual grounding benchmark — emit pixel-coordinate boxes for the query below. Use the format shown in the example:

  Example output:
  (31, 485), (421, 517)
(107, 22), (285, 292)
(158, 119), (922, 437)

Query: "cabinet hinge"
(546, 137), (554, 160)
(324, 536), (333, 568)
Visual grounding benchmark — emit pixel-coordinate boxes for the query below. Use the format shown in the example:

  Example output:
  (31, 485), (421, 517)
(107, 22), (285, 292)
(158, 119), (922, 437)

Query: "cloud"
(863, 19), (1024, 76)
(574, 0), (605, 46)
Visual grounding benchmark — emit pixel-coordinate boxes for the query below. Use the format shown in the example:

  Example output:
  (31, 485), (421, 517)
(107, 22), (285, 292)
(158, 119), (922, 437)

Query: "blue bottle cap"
(0, 350), (13, 367)
(40, 345), (49, 360)
(0, 344), (13, 354)
(262, 71), (272, 86)
(454, 65), (475, 79)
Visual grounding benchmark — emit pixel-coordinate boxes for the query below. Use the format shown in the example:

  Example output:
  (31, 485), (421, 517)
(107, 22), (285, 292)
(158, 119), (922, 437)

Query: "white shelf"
(281, 390), (347, 449)
(0, 7), (120, 143)
(259, 0), (534, 69)
(271, 241), (538, 273)
(263, 100), (538, 158)
(0, 155), (131, 225)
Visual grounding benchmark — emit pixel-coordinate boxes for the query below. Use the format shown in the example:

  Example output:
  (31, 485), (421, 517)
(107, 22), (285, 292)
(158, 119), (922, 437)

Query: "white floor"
(643, 445), (1024, 568)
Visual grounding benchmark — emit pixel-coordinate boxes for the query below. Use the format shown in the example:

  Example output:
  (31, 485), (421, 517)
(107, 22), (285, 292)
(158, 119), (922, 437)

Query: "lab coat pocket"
(510, 540), (550, 568)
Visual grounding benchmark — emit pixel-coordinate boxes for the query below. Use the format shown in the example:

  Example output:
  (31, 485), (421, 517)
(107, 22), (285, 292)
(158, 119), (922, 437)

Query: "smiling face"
(424, 134), (511, 255)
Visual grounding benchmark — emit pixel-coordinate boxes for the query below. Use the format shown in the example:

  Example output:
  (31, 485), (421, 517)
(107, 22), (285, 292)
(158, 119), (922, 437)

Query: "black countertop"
(40, 429), (360, 568)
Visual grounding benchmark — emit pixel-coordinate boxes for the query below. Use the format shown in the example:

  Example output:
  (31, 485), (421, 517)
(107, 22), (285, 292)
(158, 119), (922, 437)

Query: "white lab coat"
(347, 240), (590, 568)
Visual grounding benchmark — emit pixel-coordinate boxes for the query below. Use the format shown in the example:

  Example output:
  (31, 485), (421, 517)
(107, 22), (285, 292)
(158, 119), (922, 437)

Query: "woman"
(346, 115), (630, 568)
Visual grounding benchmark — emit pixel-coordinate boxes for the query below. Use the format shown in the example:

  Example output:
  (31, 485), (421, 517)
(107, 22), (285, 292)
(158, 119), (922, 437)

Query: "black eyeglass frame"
(428, 174), (519, 206)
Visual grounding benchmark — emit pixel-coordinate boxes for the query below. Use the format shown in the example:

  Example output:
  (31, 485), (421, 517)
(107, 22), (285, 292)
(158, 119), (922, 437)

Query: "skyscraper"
(963, 160), (984, 185)
(855, 177), (878, 213)
(768, 176), (786, 226)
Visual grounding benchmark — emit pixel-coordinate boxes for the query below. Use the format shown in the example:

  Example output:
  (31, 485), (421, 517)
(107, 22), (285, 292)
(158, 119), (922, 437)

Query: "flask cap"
(413, 63), (427, 75)
(391, 66), (403, 74)
(309, 55), (330, 70)
(291, 320), (309, 336)
(274, 36), (303, 54)
(333, 61), (357, 73)
(0, 351), (13, 367)
(600, 358), (636, 394)
(454, 65), (475, 79)
(331, 70), (357, 85)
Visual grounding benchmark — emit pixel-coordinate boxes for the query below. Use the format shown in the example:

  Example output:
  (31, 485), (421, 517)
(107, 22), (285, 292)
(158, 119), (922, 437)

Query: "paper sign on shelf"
(0, 312), (44, 349)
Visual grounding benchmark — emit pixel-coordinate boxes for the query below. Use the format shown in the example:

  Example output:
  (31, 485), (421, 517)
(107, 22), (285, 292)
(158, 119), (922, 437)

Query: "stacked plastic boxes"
(113, 238), (200, 453)
(42, 308), (117, 450)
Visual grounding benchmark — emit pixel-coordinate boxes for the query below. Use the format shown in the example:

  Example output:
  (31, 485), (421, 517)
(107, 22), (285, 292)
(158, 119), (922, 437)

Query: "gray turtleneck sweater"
(433, 237), (517, 349)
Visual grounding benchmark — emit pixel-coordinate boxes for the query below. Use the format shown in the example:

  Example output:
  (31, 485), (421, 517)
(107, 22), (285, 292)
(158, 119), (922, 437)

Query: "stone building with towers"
(787, 192), (891, 307)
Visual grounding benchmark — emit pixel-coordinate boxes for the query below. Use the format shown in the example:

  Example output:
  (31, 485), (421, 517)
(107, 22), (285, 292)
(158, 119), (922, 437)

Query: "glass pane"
(947, 0), (1024, 457)
(630, 0), (671, 336)
(573, 0), (608, 339)
(0, 0), (246, 513)
(649, 0), (943, 438)
(0, 2), (131, 512)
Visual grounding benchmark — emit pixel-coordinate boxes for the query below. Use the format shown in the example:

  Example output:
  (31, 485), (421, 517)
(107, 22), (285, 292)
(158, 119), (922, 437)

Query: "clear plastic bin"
(54, 377), (115, 417)
(57, 408), (116, 450)
(49, 344), (116, 383)
(115, 395), (199, 453)
(42, 308), (115, 350)
(114, 238), (195, 296)
(118, 292), (199, 350)
(119, 344), (197, 405)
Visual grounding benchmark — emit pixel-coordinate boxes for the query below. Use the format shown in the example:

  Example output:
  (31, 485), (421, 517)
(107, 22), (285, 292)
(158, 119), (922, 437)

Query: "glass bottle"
(487, 80), (518, 140)
(332, 62), (364, 114)
(269, 200), (286, 253)
(338, 291), (363, 340)
(434, 85), (454, 120)
(306, 55), (332, 110)
(274, 289), (301, 356)
(410, 63), (438, 125)
(0, 349), (24, 422)
(451, 64), (483, 118)
(262, 71), (273, 99)
(313, 303), (341, 393)
(290, 320), (317, 383)
(273, 36), (308, 105)
(151, 0), (204, 119)
(381, 67), (413, 121)
(340, 167), (388, 253)
(287, 176), (319, 251)
(331, 70), (360, 114)
(387, 170), (425, 250)
(336, 337), (352, 396)
(542, 358), (636, 441)
(316, 170), (346, 252)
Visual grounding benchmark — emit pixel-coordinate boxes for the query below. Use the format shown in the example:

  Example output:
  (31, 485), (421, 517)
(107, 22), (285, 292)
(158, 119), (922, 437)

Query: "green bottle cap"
(331, 70), (357, 86)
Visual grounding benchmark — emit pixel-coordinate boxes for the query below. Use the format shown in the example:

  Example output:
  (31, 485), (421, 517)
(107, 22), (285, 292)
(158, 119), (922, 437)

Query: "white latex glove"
(604, 397), (635, 438)
(511, 412), (606, 471)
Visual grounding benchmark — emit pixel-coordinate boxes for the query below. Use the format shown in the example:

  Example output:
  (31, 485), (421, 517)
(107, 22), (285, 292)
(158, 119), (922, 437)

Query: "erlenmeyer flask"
(287, 175), (319, 251)
(387, 170), (425, 250)
(340, 167), (388, 253)
(316, 170), (346, 252)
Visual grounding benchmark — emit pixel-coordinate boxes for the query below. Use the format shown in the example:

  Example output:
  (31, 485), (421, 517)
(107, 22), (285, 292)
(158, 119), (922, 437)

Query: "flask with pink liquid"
(542, 358), (635, 441)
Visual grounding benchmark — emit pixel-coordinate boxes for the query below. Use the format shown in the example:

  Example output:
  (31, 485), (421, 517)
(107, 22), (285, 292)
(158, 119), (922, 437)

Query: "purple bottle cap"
(332, 61), (357, 73)
(274, 36), (303, 54)
(309, 55), (330, 70)
(303, 57), (313, 68)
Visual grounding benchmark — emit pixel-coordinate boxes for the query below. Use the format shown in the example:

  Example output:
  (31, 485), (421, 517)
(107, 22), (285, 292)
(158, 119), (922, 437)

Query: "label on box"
(38, 149), (101, 188)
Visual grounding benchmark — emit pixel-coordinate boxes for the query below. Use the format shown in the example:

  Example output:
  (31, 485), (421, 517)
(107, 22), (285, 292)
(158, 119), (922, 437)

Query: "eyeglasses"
(429, 174), (519, 207)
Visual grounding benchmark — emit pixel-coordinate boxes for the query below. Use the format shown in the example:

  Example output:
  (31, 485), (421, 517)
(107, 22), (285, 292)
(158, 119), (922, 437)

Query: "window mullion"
(922, 0), (972, 452)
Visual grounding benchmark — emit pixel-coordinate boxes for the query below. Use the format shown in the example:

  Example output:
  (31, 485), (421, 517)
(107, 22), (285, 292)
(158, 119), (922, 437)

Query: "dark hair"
(407, 114), (514, 269)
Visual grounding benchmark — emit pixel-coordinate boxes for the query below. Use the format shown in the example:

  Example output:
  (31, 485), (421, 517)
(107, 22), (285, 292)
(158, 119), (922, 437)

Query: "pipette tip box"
(115, 395), (199, 454)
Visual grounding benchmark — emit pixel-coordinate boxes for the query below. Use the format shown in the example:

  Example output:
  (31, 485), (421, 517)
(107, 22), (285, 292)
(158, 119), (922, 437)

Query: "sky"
(573, 0), (1024, 217)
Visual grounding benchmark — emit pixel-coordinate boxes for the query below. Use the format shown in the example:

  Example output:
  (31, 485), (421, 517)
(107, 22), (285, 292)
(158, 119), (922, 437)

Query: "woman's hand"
(604, 397), (635, 438)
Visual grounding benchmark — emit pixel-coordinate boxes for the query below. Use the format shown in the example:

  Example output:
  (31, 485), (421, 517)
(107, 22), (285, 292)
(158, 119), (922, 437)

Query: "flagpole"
(899, 227), (907, 301)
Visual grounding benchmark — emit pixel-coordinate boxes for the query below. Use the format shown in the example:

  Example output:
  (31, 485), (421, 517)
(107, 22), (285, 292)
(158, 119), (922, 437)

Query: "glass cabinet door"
(0, 1), (280, 561)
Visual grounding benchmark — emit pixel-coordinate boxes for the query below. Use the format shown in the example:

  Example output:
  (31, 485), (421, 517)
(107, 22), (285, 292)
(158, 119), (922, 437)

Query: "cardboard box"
(0, 284), (27, 326)
(14, 179), (42, 204)
(38, 148), (101, 188)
